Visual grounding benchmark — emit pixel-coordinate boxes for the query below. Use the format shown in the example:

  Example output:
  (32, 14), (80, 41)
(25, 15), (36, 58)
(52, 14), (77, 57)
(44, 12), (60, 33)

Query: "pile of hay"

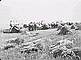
(58, 26), (72, 35)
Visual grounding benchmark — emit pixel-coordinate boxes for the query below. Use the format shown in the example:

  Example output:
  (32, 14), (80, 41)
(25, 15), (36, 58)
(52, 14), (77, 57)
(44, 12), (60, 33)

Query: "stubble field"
(0, 29), (81, 60)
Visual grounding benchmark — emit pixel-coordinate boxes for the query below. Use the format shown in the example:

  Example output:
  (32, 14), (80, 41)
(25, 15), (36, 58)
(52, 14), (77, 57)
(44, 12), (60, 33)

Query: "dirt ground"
(0, 29), (81, 60)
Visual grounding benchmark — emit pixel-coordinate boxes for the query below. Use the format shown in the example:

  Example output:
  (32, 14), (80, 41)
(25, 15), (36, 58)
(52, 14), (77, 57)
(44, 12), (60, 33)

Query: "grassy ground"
(0, 29), (81, 60)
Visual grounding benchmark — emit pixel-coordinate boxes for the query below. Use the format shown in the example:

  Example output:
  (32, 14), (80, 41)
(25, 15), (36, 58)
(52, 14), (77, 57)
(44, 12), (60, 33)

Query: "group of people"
(9, 20), (81, 32)
(28, 22), (37, 31)
(27, 21), (49, 31)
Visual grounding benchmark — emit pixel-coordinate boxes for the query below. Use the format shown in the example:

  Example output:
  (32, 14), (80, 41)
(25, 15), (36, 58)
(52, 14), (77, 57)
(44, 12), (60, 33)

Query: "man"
(10, 20), (13, 28)
(9, 20), (14, 32)
(28, 22), (33, 31)
(33, 22), (37, 31)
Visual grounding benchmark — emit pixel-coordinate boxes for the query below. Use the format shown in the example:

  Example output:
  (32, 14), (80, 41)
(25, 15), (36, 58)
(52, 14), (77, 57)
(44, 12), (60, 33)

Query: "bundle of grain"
(58, 26), (72, 35)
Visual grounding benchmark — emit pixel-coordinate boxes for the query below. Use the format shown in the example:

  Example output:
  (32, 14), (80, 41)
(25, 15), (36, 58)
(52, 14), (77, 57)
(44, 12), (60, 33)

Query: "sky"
(0, 0), (81, 28)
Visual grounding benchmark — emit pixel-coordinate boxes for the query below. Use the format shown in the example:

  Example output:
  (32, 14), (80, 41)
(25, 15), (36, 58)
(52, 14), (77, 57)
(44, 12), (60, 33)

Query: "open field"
(0, 29), (81, 60)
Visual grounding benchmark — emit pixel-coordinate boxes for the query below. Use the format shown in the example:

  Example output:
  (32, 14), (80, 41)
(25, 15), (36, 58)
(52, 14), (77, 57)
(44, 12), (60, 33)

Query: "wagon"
(3, 26), (21, 33)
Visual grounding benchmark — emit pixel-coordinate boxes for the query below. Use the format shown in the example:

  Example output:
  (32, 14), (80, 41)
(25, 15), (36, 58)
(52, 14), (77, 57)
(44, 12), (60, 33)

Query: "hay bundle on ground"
(58, 26), (71, 35)
(71, 25), (75, 29)
(49, 39), (81, 60)
(76, 24), (81, 30)
(7, 38), (24, 45)
(3, 44), (15, 50)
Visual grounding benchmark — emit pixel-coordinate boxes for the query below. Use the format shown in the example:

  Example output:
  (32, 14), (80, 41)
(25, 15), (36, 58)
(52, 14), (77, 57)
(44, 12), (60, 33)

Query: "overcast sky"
(0, 0), (81, 28)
